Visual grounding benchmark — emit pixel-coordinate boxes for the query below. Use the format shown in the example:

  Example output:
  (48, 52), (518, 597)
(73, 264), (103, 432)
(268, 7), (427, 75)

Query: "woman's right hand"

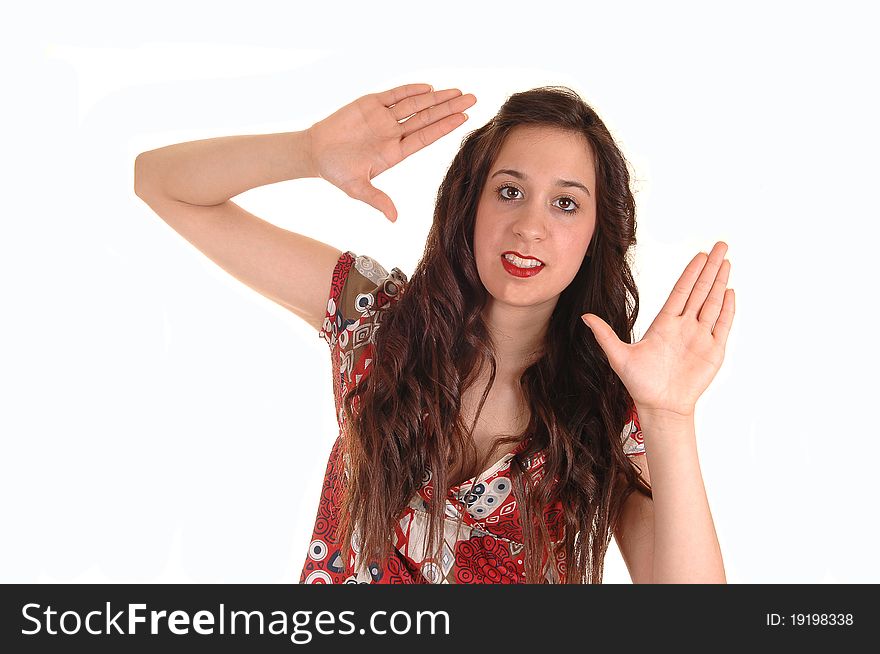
(305, 84), (477, 223)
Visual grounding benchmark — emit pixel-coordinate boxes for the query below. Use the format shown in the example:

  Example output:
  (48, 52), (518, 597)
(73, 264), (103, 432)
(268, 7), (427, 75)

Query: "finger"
(351, 180), (398, 223)
(682, 241), (729, 318)
(582, 313), (627, 372)
(396, 92), (477, 138)
(712, 288), (735, 345)
(399, 112), (471, 159)
(375, 83), (434, 108)
(389, 88), (469, 123)
(658, 251), (707, 317)
(697, 258), (731, 329)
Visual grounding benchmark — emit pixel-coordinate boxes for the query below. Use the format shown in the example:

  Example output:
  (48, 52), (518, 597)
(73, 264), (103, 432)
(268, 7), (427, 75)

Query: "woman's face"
(473, 124), (598, 310)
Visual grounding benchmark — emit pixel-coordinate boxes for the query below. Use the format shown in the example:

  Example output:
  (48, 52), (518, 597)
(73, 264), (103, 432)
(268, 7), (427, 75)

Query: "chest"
(449, 382), (531, 486)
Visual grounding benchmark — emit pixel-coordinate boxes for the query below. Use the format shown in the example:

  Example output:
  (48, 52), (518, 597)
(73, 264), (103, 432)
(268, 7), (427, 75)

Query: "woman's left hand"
(581, 241), (735, 418)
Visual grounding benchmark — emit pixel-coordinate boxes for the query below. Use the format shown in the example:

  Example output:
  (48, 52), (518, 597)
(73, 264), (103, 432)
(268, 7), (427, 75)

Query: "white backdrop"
(2, 0), (877, 583)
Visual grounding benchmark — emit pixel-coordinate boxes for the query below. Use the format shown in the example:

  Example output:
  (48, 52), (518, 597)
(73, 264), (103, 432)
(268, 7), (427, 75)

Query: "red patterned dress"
(299, 251), (647, 584)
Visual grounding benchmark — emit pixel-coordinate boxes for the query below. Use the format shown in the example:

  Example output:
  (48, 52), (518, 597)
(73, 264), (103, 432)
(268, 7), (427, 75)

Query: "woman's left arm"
(637, 410), (725, 583)
(584, 240), (735, 583)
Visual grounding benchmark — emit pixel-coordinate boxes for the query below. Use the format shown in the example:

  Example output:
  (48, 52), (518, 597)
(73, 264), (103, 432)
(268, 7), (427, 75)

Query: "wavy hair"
(337, 85), (652, 583)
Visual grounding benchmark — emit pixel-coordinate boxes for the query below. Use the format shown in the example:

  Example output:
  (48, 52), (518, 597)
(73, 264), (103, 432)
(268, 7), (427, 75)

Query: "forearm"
(134, 130), (316, 205)
(638, 409), (726, 583)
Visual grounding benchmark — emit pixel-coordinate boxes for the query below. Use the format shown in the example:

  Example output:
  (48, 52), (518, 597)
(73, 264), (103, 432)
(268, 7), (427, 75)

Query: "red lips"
(500, 254), (545, 278)
(502, 250), (544, 264)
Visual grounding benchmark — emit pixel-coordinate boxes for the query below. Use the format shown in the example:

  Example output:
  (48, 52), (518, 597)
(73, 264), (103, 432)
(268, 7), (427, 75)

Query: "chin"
(489, 284), (555, 307)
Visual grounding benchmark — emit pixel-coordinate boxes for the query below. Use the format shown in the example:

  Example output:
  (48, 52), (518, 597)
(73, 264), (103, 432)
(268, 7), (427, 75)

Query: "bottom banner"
(0, 584), (869, 651)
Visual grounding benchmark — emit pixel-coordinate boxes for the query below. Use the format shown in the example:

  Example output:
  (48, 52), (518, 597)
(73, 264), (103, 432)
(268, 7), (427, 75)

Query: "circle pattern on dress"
(355, 292), (374, 313)
(305, 570), (332, 584)
(460, 475), (513, 520)
(308, 539), (328, 561)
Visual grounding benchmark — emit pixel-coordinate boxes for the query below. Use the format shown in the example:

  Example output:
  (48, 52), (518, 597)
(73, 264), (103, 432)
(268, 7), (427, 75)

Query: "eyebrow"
(490, 168), (591, 197)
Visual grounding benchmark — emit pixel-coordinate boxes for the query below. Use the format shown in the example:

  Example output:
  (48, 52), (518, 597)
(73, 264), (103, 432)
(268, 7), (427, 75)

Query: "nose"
(511, 205), (548, 242)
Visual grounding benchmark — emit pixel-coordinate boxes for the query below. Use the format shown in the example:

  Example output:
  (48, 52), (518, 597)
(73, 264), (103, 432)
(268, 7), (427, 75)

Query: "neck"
(478, 296), (555, 384)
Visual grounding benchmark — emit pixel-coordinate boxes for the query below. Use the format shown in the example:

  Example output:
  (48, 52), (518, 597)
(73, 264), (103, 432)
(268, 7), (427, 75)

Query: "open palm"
(583, 242), (736, 417)
(307, 83), (476, 222)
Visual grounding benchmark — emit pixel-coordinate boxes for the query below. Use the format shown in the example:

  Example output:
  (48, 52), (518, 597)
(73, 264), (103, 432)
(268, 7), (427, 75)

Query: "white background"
(1, 0), (877, 583)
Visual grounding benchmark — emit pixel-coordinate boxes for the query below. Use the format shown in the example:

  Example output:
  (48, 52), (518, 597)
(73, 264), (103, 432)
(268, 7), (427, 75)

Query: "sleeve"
(317, 250), (357, 350)
(620, 404), (646, 456)
(317, 250), (408, 424)
(317, 251), (408, 352)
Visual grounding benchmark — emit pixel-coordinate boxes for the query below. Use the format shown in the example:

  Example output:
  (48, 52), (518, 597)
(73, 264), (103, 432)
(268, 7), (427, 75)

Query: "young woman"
(134, 83), (734, 584)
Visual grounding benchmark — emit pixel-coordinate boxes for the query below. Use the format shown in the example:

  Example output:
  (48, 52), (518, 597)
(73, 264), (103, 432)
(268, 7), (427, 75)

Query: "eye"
(555, 196), (579, 214)
(494, 184), (580, 215)
(496, 184), (522, 201)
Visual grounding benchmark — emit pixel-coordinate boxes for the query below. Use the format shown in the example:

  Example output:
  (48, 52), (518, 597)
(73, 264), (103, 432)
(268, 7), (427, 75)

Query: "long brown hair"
(337, 85), (652, 583)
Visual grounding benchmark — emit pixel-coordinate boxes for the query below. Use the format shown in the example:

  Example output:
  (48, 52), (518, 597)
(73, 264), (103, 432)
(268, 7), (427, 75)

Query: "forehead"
(493, 125), (595, 180)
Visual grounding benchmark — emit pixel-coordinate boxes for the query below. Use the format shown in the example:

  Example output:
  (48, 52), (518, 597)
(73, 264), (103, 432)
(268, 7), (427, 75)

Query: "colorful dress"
(299, 251), (647, 584)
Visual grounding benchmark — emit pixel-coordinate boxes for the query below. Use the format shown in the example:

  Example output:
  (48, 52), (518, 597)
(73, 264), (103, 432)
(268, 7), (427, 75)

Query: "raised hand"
(306, 83), (477, 223)
(581, 241), (736, 418)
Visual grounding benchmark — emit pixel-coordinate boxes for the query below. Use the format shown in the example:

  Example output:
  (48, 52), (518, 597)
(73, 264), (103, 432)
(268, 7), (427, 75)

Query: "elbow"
(133, 155), (145, 198)
(651, 567), (727, 584)
(133, 153), (155, 199)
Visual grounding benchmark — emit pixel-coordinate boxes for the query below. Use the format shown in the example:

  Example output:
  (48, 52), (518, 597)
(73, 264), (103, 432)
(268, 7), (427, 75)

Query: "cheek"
(471, 221), (491, 277)
(554, 227), (595, 258)
(555, 227), (594, 274)
(473, 218), (497, 260)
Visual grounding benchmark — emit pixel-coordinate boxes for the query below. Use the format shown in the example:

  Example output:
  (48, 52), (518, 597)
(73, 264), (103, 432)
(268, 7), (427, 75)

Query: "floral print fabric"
(299, 251), (646, 584)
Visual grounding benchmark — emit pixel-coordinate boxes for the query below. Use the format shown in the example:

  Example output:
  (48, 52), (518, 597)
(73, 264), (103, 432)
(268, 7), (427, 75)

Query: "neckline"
(448, 438), (531, 493)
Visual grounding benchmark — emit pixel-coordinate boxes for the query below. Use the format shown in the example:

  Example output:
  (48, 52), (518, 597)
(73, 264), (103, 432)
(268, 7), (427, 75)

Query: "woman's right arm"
(134, 130), (344, 332)
(134, 130), (317, 207)
(133, 84), (476, 332)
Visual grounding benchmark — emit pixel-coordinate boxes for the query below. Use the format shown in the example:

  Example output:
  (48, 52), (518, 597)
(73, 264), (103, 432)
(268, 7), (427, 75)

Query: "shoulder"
(319, 250), (408, 349)
(346, 253), (408, 310)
